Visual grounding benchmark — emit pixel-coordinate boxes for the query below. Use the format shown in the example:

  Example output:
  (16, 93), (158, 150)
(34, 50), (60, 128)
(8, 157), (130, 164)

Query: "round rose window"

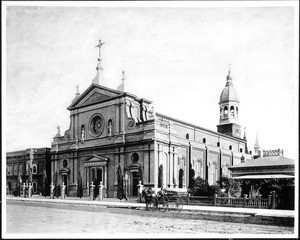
(90, 114), (104, 136)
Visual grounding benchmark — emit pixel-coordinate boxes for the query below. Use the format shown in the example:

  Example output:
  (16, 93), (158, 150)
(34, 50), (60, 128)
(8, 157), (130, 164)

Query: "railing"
(214, 197), (269, 209)
(186, 195), (272, 209)
(188, 196), (214, 206)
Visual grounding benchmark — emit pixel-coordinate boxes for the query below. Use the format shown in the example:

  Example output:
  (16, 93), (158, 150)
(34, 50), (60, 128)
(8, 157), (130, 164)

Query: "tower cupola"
(217, 66), (242, 138)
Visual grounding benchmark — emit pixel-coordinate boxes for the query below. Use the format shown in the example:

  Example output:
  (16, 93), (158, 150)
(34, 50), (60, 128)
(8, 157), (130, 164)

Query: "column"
(86, 167), (89, 196)
(104, 165), (107, 188)
(173, 148), (178, 188)
(169, 147), (173, 188)
(153, 143), (158, 193)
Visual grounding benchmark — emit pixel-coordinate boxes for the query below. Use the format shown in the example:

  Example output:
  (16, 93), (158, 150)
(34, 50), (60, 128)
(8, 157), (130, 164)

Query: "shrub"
(190, 177), (211, 196)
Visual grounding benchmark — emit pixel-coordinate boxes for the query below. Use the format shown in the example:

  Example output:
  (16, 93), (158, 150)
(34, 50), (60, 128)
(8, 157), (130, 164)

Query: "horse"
(141, 187), (155, 210)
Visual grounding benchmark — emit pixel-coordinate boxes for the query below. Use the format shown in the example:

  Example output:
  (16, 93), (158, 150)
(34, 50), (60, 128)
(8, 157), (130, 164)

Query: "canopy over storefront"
(232, 174), (294, 179)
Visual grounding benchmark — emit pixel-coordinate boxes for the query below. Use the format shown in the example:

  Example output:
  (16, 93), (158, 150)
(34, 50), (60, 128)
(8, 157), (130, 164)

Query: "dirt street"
(6, 201), (294, 236)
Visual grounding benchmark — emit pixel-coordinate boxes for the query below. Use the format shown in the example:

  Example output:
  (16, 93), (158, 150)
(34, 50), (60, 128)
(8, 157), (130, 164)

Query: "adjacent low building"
(6, 148), (51, 195)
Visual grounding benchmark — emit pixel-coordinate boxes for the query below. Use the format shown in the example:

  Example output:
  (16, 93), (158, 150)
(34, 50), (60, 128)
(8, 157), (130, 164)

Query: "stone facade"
(50, 76), (252, 198)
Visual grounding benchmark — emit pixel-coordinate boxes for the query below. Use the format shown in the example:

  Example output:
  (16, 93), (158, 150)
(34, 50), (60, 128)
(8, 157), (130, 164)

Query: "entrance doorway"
(131, 172), (139, 196)
(90, 168), (103, 197)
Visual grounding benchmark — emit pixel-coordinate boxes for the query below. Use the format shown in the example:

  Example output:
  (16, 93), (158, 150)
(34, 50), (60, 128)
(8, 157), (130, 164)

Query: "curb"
(6, 197), (294, 219)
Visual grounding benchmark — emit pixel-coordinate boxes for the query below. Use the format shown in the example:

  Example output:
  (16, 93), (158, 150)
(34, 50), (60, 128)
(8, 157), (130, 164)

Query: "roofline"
(6, 147), (51, 155)
(68, 84), (153, 110)
(156, 112), (246, 142)
(229, 164), (295, 169)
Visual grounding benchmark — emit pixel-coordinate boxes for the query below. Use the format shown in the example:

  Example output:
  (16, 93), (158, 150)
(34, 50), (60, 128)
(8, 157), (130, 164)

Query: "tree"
(116, 165), (124, 200)
(54, 170), (60, 198)
(188, 168), (195, 189)
(77, 170), (83, 198)
(227, 178), (243, 198)
(190, 177), (210, 196)
(158, 165), (163, 189)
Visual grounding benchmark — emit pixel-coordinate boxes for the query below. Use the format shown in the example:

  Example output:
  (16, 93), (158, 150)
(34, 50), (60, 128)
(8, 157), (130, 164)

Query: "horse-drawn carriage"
(141, 187), (183, 212)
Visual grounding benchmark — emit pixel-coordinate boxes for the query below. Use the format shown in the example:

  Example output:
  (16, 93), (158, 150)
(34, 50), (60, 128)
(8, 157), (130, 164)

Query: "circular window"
(90, 114), (104, 136)
(62, 160), (68, 168)
(131, 153), (139, 163)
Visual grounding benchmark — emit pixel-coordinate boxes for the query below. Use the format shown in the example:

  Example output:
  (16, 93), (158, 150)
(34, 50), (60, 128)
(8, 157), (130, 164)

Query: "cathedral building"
(50, 39), (252, 198)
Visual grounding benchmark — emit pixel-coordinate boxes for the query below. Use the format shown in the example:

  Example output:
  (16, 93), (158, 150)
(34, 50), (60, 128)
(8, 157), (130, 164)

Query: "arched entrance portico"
(83, 154), (109, 197)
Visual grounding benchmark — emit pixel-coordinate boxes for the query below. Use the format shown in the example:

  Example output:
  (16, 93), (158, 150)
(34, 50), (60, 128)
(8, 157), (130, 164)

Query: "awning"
(232, 174), (294, 179)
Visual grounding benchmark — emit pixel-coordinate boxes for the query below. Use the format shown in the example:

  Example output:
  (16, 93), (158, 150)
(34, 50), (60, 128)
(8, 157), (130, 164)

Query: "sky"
(2, 1), (299, 160)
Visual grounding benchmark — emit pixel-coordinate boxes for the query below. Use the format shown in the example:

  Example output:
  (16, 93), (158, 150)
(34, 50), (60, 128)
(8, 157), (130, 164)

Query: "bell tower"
(217, 67), (241, 138)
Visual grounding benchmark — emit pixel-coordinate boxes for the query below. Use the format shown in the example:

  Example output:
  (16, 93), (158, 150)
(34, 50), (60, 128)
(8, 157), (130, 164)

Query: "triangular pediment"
(83, 154), (109, 167)
(68, 84), (123, 110)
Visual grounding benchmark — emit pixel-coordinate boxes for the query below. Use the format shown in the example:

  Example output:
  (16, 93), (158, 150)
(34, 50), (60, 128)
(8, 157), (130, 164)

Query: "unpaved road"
(6, 201), (294, 236)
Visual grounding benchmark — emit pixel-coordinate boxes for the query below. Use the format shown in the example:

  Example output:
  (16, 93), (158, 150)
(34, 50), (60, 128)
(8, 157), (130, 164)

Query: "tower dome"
(219, 70), (239, 104)
(217, 67), (242, 138)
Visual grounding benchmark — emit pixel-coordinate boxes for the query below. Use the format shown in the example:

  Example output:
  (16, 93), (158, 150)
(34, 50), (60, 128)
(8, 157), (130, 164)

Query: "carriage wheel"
(149, 197), (158, 211)
(168, 198), (177, 211)
(161, 196), (169, 212)
(176, 197), (183, 212)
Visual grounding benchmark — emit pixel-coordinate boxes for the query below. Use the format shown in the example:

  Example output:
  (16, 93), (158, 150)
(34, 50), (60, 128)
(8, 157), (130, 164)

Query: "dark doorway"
(179, 169), (184, 188)
(132, 172), (139, 196)
(94, 168), (102, 197)
(62, 174), (68, 196)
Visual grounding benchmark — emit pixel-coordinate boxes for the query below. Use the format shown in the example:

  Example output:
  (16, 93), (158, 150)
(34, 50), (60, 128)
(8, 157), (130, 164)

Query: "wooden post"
(90, 181), (95, 201)
(258, 197), (261, 209)
(268, 194), (272, 209)
(99, 181), (103, 201)
(271, 191), (276, 209)
(214, 194), (217, 206)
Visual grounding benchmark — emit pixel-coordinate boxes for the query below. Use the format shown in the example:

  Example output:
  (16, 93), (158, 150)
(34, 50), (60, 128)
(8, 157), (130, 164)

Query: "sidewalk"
(6, 195), (295, 219)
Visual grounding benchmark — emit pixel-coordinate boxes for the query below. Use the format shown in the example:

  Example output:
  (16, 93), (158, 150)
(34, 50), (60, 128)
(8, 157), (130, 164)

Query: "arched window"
(32, 164), (37, 174)
(222, 164), (229, 177)
(230, 106), (234, 113)
(203, 138), (206, 144)
(186, 133), (189, 139)
(240, 148), (243, 153)
(13, 164), (18, 175)
(236, 107), (239, 116)
(229, 145), (232, 150)
(224, 106), (228, 116)
(217, 142), (220, 147)
(108, 119), (113, 136)
(7, 165), (12, 175)
(19, 164), (23, 175)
